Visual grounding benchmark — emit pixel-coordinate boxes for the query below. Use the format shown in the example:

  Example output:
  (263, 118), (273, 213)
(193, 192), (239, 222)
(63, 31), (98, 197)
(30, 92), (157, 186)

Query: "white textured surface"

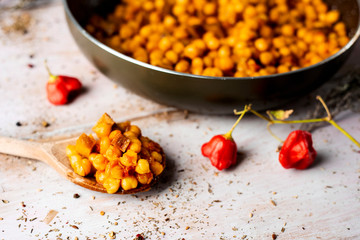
(0, 1), (360, 239)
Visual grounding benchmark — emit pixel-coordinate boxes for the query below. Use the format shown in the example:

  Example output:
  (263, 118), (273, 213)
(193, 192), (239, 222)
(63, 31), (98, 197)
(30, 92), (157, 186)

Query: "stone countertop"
(0, 1), (359, 239)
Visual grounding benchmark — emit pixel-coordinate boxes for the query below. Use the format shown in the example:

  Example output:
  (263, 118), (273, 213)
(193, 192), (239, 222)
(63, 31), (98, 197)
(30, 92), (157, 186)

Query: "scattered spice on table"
(270, 200), (277, 206)
(70, 225), (79, 229)
(43, 210), (58, 225)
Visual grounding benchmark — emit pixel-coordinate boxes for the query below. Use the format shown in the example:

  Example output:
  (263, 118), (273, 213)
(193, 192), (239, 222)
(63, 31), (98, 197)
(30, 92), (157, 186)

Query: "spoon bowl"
(0, 136), (162, 194)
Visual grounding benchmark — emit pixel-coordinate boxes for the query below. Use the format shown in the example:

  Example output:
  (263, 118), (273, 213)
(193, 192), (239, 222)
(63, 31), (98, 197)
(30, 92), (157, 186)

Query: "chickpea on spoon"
(0, 113), (165, 194)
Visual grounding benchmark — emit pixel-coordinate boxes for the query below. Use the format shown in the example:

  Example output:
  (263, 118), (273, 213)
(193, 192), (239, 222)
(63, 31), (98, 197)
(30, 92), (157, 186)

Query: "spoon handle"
(0, 136), (50, 162)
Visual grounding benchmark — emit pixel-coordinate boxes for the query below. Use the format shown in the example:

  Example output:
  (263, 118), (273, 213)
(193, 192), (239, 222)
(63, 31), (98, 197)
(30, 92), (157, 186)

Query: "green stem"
(266, 122), (283, 143)
(223, 105), (249, 139)
(234, 103), (360, 148)
(236, 109), (327, 125)
(328, 119), (360, 148)
(44, 60), (57, 83)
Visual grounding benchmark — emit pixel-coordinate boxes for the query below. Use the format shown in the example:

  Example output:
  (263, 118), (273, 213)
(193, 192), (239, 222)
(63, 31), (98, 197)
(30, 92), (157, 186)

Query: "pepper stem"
(234, 97), (360, 148)
(328, 119), (360, 148)
(266, 122), (283, 143)
(316, 95), (332, 121)
(44, 60), (57, 83)
(223, 105), (249, 140)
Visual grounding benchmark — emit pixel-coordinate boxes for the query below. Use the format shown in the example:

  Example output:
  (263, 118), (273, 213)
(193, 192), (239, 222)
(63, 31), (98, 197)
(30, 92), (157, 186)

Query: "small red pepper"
(201, 134), (237, 170)
(201, 110), (247, 170)
(279, 130), (317, 170)
(45, 61), (82, 105)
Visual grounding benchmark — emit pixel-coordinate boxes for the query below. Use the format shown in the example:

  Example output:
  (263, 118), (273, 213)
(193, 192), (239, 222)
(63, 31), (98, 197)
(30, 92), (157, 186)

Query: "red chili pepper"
(201, 134), (237, 170)
(279, 130), (317, 170)
(201, 111), (247, 171)
(45, 61), (82, 105)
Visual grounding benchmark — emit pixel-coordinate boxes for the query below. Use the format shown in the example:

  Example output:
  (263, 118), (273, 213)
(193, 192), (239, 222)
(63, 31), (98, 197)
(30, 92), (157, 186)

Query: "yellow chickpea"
(109, 35), (121, 49)
(105, 145), (122, 162)
(99, 137), (110, 155)
(259, 52), (274, 66)
(91, 153), (108, 171)
(202, 67), (223, 77)
(234, 71), (247, 77)
(175, 60), (190, 72)
(128, 138), (142, 153)
(164, 15), (176, 29)
(218, 45), (231, 57)
(151, 151), (163, 162)
(203, 2), (216, 15)
(103, 177), (121, 194)
(66, 145), (77, 157)
(95, 170), (107, 184)
(205, 16), (218, 25)
(217, 56), (234, 71)
(243, 5), (257, 19)
(191, 67), (203, 75)
(165, 50), (179, 64)
(120, 25), (134, 39)
(109, 130), (122, 141)
(184, 44), (200, 59)
(139, 25), (152, 38)
(146, 40), (158, 52)
(155, 0), (165, 11)
(279, 47), (291, 56)
(143, 1), (154, 11)
(192, 57), (204, 69)
(193, 39), (207, 52)
(334, 22), (347, 36)
(158, 36), (173, 51)
(281, 24), (295, 36)
(173, 27), (188, 39)
(315, 2), (328, 14)
(272, 37), (286, 49)
(338, 36), (349, 47)
(205, 37), (220, 50)
(313, 32), (326, 43)
(203, 55), (213, 67)
(119, 150), (138, 167)
(150, 49), (163, 61)
(260, 25), (273, 38)
(172, 4), (186, 16)
(188, 16), (202, 26)
(310, 54), (323, 65)
(254, 38), (270, 52)
(69, 154), (81, 169)
(110, 165), (125, 179)
(150, 161), (164, 176)
(136, 172), (153, 185)
(172, 41), (185, 54)
(121, 176), (138, 191)
(325, 10), (340, 25)
(135, 159), (151, 174)
(72, 158), (92, 177)
(266, 66), (277, 75)
(133, 48), (149, 63)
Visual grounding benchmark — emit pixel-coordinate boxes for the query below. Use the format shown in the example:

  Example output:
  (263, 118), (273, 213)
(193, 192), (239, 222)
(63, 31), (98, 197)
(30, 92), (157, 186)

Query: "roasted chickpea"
(87, 0), (348, 77)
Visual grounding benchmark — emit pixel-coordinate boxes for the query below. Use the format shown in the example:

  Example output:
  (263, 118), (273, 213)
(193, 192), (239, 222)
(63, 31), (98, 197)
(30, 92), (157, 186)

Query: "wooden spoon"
(0, 136), (163, 194)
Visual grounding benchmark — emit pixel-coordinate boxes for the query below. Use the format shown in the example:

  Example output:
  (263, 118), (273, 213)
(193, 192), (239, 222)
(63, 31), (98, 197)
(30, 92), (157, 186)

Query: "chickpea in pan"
(86, 0), (349, 77)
